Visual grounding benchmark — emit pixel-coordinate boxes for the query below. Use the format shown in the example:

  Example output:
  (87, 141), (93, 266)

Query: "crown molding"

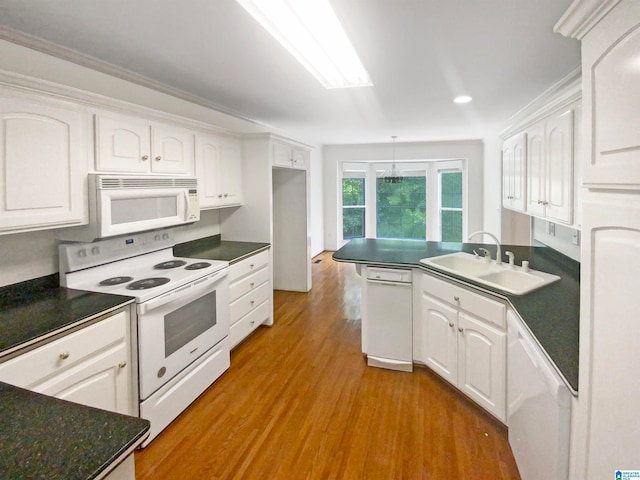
(499, 66), (582, 139)
(0, 26), (276, 133)
(554, 0), (622, 39)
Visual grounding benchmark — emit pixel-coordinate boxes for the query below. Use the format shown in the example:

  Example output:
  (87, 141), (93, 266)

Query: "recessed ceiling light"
(454, 96), (473, 104)
(235, 0), (372, 89)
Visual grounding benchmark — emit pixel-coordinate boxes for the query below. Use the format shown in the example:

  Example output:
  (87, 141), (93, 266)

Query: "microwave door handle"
(138, 271), (226, 315)
(184, 190), (190, 219)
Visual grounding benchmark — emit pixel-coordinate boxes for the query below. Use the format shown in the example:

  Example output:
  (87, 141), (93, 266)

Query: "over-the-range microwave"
(56, 174), (200, 242)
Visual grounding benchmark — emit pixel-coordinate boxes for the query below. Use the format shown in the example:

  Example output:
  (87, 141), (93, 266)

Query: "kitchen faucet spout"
(468, 231), (502, 265)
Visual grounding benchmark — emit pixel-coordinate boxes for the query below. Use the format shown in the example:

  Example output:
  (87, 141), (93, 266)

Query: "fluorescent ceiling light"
(235, 0), (372, 89)
(453, 95), (473, 104)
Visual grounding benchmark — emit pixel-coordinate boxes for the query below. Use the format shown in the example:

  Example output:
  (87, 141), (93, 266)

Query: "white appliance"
(364, 266), (413, 372)
(57, 174), (200, 241)
(59, 230), (229, 446)
(507, 309), (572, 480)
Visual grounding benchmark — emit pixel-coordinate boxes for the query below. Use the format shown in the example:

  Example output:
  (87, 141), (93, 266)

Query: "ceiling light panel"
(235, 0), (372, 89)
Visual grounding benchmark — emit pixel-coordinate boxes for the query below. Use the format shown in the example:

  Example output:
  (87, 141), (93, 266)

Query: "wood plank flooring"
(135, 251), (521, 479)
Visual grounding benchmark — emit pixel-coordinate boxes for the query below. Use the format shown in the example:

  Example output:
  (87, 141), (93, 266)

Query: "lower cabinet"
(0, 308), (134, 415)
(414, 272), (506, 422)
(228, 249), (272, 349)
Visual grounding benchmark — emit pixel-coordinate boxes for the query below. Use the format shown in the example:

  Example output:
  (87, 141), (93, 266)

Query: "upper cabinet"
(272, 142), (310, 170)
(95, 114), (194, 175)
(502, 132), (527, 212)
(526, 108), (574, 224)
(580, 2), (640, 188)
(195, 133), (243, 209)
(0, 89), (88, 234)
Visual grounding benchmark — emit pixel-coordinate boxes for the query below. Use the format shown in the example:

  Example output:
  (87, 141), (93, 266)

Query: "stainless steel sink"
(419, 252), (560, 295)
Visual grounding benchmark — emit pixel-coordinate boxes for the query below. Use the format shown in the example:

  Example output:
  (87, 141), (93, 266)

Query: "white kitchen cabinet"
(0, 308), (134, 415)
(228, 249), (272, 349)
(272, 142), (309, 170)
(502, 132), (527, 212)
(95, 113), (194, 175)
(414, 272), (506, 421)
(195, 133), (243, 209)
(554, 1), (640, 477)
(0, 89), (88, 234)
(526, 108), (574, 223)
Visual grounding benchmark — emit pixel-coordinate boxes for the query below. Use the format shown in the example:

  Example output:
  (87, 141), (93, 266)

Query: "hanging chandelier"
(383, 136), (403, 183)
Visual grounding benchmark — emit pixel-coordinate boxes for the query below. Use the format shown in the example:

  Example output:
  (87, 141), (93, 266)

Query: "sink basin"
(420, 252), (560, 295)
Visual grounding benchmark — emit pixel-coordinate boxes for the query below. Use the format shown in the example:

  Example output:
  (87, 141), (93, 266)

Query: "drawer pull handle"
(250, 264), (255, 269)
(458, 327), (464, 333)
(250, 300), (255, 306)
(454, 296), (460, 302)
(449, 322), (454, 328)
(141, 154), (149, 161)
(250, 282), (255, 287)
(250, 320), (255, 325)
(119, 361), (127, 369)
(59, 352), (70, 360)
(155, 155), (162, 161)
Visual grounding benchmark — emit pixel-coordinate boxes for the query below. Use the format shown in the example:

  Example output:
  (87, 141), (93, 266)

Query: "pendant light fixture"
(383, 136), (403, 184)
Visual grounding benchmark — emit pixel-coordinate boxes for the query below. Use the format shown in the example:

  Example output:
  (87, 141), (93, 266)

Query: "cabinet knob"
(250, 264), (255, 269)
(224, 193), (228, 198)
(458, 327), (464, 333)
(250, 320), (255, 326)
(454, 296), (460, 302)
(141, 154), (149, 161)
(250, 282), (255, 287)
(155, 156), (162, 161)
(59, 352), (70, 360)
(218, 194), (223, 198)
(448, 322), (454, 328)
(250, 300), (255, 306)
(119, 361), (127, 369)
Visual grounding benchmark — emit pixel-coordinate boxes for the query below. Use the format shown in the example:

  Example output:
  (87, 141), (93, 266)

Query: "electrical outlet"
(572, 230), (580, 246)
(548, 222), (555, 236)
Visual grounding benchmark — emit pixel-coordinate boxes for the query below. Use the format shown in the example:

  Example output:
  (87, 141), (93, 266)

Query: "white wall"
(309, 147), (324, 257)
(482, 135), (503, 238)
(322, 140), (485, 251)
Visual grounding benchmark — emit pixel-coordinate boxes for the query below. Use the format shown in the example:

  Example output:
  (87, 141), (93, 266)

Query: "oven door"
(137, 269), (229, 400)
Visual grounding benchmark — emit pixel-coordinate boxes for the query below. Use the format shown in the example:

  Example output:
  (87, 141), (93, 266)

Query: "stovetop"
(63, 249), (228, 302)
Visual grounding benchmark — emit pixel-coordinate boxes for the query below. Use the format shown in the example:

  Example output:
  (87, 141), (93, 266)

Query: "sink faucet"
(468, 231), (502, 265)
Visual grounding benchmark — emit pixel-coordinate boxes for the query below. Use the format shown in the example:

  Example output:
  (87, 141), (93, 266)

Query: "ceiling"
(0, 0), (580, 145)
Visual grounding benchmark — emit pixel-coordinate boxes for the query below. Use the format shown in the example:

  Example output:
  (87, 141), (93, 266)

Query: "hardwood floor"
(135, 251), (521, 479)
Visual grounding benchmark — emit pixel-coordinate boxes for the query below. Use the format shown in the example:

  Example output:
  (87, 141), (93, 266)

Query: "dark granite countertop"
(0, 382), (149, 480)
(174, 234), (270, 264)
(0, 274), (134, 359)
(333, 238), (580, 393)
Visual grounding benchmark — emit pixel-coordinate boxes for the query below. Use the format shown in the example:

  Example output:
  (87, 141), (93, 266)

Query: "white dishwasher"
(507, 309), (572, 480)
(364, 266), (413, 372)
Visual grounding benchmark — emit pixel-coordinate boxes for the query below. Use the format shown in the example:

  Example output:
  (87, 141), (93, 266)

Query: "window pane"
(376, 177), (426, 240)
(441, 210), (462, 242)
(342, 178), (365, 206)
(441, 171), (462, 208)
(343, 208), (365, 239)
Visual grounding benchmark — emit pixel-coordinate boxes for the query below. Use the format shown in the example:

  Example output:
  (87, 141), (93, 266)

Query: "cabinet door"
(151, 125), (194, 174)
(457, 311), (506, 421)
(502, 132), (526, 212)
(0, 94), (87, 233)
(578, 193), (640, 478)
(527, 122), (546, 216)
(291, 148), (309, 170)
(220, 139), (243, 206)
(545, 109), (574, 223)
(33, 340), (132, 415)
(195, 133), (222, 208)
(417, 292), (458, 386)
(95, 114), (151, 173)
(582, 5), (640, 187)
(272, 143), (293, 168)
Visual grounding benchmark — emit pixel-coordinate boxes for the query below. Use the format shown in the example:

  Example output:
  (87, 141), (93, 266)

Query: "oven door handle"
(138, 270), (227, 315)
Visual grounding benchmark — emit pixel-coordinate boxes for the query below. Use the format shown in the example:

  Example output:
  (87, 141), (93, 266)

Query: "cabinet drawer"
(229, 250), (269, 281)
(229, 265), (269, 303)
(229, 300), (270, 349)
(230, 282), (270, 324)
(0, 311), (128, 388)
(421, 273), (506, 329)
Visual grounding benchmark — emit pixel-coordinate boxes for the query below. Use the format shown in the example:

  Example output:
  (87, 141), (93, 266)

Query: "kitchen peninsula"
(332, 238), (580, 392)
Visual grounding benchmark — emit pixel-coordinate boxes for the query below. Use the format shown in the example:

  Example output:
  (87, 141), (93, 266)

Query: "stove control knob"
(154, 234), (161, 241)
(78, 249), (87, 258)
(91, 247), (101, 255)
(157, 366), (166, 378)
(162, 233), (169, 240)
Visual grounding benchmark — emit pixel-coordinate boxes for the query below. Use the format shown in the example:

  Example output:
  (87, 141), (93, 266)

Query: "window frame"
(438, 168), (465, 242)
(341, 171), (366, 240)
